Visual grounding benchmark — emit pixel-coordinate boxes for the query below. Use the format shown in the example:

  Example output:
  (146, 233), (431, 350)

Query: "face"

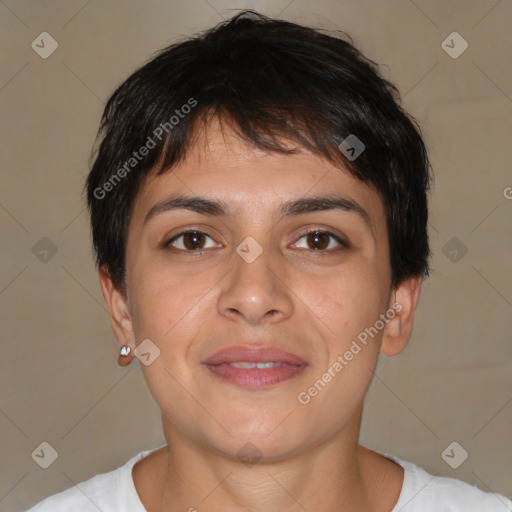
(103, 118), (418, 462)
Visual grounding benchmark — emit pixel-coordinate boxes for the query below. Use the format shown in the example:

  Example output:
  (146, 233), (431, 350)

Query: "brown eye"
(183, 232), (204, 250)
(294, 230), (348, 251)
(166, 231), (217, 252)
(306, 232), (330, 250)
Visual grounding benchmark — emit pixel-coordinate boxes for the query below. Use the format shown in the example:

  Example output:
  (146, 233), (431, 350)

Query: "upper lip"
(202, 345), (307, 366)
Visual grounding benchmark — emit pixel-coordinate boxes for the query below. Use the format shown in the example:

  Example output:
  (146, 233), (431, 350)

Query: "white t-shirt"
(26, 444), (512, 511)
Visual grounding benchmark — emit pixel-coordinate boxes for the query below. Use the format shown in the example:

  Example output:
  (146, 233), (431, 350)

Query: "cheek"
(128, 271), (212, 417)
(313, 268), (387, 403)
(305, 264), (385, 343)
(129, 261), (210, 335)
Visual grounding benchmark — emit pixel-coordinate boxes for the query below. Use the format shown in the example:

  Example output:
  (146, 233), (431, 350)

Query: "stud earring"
(117, 345), (134, 366)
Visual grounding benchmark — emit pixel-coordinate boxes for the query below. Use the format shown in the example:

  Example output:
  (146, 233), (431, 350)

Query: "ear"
(380, 275), (422, 357)
(99, 265), (136, 350)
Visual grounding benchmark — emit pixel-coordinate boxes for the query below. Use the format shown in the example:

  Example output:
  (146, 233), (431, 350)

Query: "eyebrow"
(143, 193), (373, 232)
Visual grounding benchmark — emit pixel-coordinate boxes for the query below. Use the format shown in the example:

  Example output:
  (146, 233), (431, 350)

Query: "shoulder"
(25, 446), (163, 512)
(390, 455), (512, 512)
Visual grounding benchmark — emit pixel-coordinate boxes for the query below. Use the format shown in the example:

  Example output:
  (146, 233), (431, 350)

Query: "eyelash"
(164, 228), (349, 255)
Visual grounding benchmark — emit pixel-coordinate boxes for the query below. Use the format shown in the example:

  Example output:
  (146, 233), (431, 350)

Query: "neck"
(138, 412), (404, 511)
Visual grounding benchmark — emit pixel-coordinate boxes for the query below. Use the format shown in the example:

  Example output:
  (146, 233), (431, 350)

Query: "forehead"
(131, 118), (386, 235)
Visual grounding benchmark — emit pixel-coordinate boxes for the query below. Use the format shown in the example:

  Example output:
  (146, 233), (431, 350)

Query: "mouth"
(202, 345), (308, 389)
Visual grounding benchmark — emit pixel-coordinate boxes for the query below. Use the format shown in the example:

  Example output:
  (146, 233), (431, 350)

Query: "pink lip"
(202, 345), (308, 389)
(202, 345), (307, 366)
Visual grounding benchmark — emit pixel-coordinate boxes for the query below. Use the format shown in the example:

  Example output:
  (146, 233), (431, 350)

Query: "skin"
(100, 117), (422, 511)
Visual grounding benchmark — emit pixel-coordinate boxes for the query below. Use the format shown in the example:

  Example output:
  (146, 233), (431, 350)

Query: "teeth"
(256, 362), (279, 369)
(229, 362), (280, 369)
(230, 362), (257, 368)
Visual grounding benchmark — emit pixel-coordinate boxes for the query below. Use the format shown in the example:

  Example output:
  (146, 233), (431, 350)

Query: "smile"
(204, 361), (307, 388)
(227, 361), (295, 368)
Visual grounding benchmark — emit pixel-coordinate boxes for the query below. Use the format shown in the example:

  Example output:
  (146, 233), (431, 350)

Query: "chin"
(209, 418), (312, 459)
(213, 434), (304, 464)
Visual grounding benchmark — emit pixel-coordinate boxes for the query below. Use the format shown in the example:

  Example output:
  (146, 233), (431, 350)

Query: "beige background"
(1, 0), (511, 510)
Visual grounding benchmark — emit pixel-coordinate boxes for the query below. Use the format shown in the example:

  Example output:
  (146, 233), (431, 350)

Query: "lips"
(202, 345), (307, 366)
(202, 345), (308, 389)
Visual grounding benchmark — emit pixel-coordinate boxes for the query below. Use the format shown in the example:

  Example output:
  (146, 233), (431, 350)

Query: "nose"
(217, 241), (294, 326)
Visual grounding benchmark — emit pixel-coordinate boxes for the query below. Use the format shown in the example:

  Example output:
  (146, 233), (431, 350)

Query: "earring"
(117, 345), (134, 366)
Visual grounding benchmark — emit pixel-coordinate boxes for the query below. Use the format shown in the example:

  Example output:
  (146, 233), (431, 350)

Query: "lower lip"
(204, 363), (307, 389)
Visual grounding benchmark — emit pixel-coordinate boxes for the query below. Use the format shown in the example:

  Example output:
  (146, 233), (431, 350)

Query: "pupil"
(309, 232), (327, 250)
(184, 232), (203, 250)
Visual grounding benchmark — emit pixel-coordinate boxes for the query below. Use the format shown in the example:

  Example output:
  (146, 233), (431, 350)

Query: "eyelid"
(164, 228), (221, 251)
(164, 226), (349, 253)
(292, 228), (350, 250)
